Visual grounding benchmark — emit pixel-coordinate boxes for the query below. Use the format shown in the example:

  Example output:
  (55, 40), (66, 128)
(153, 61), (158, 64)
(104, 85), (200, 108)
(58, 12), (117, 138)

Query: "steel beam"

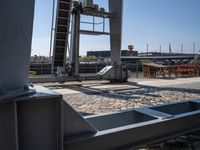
(2, 86), (200, 150)
(97, 0), (128, 82)
(0, 0), (35, 95)
(109, 0), (123, 65)
(64, 100), (200, 150)
(0, 86), (64, 150)
(69, 4), (81, 77)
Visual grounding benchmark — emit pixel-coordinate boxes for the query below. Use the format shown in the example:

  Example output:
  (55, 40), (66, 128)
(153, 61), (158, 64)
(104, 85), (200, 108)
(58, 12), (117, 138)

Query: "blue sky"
(31, 0), (200, 56)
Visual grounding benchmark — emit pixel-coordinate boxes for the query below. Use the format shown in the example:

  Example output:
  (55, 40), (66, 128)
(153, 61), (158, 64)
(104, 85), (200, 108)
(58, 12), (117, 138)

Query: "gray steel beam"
(109, 0), (123, 65)
(80, 30), (110, 35)
(0, 86), (64, 150)
(0, 0), (35, 94)
(2, 87), (200, 150)
(69, 5), (81, 77)
(0, 102), (17, 150)
(96, 0), (128, 82)
(64, 100), (200, 150)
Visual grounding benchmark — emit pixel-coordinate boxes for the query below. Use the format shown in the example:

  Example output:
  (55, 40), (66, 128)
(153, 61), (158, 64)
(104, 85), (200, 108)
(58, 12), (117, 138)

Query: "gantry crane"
(1, 0), (200, 150)
(52, 0), (128, 82)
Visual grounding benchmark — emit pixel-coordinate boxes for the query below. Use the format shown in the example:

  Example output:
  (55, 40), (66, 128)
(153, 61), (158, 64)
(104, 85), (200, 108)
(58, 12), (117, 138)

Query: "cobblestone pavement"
(64, 90), (200, 115)
(53, 82), (200, 115)
(41, 78), (200, 149)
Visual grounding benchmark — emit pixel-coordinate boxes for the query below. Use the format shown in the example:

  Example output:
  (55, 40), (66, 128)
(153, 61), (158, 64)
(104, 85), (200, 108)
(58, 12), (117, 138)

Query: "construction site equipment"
(51, 0), (128, 82)
(2, 0), (200, 150)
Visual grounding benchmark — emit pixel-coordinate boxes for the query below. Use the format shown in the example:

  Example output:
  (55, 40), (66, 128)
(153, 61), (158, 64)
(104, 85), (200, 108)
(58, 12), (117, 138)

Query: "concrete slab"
(130, 77), (200, 87)
(54, 89), (81, 95)
(51, 77), (200, 96)
(91, 84), (139, 91)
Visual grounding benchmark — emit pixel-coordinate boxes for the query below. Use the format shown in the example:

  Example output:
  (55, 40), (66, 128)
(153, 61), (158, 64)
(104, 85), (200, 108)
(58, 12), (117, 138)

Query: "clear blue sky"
(31, 0), (200, 56)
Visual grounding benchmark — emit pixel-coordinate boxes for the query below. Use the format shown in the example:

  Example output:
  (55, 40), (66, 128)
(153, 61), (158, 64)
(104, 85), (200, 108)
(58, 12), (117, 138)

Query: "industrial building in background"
(1, 0), (200, 150)
(87, 50), (138, 58)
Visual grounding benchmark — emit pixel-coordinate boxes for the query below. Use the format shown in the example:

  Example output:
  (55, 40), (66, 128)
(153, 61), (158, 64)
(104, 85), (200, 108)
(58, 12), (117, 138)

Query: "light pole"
(193, 42), (196, 54)
(159, 44), (162, 53)
(181, 43), (183, 53)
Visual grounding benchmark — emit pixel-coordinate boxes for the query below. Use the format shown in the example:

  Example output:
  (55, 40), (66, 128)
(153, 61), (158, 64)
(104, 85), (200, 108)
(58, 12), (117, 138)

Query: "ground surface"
(39, 77), (200, 149)
(41, 77), (200, 115)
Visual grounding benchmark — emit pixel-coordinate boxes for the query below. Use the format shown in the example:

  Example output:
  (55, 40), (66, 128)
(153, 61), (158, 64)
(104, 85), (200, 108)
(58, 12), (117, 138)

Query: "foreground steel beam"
(0, 85), (97, 150)
(65, 100), (200, 150)
(0, 0), (35, 96)
(2, 86), (200, 150)
(0, 86), (63, 150)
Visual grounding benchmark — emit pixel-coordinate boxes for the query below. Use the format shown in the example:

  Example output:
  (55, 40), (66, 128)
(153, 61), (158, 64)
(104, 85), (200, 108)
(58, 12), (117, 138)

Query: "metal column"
(0, 0), (35, 96)
(69, 5), (81, 77)
(109, 0), (123, 66)
(97, 0), (127, 82)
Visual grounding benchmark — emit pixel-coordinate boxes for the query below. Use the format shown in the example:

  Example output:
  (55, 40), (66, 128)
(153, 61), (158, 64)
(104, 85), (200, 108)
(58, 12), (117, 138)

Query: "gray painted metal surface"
(0, 0), (35, 95)
(69, 3), (81, 77)
(109, 0), (123, 65)
(63, 100), (97, 139)
(98, 0), (129, 82)
(0, 102), (17, 149)
(0, 86), (63, 150)
(65, 100), (200, 150)
(2, 86), (200, 150)
(0, 85), (97, 150)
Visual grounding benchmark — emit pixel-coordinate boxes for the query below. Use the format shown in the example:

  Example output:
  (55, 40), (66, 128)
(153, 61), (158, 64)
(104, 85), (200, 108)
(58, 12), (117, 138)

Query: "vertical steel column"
(0, 0), (35, 95)
(109, 0), (123, 66)
(69, 8), (81, 77)
(49, 0), (56, 58)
